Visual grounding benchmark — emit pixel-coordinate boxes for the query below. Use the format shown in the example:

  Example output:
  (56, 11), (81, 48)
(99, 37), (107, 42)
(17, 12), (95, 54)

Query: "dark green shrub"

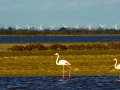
(48, 44), (67, 50)
(8, 42), (120, 51)
(37, 44), (48, 50)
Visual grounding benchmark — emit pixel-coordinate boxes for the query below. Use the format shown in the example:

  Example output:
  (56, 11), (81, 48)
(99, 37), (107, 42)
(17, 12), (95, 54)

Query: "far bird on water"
(54, 53), (71, 79)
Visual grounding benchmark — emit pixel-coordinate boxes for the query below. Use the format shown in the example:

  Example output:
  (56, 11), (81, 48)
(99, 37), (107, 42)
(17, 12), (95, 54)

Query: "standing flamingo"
(54, 53), (71, 79)
(113, 58), (120, 78)
(113, 58), (120, 69)
(113, 58), (120, 79)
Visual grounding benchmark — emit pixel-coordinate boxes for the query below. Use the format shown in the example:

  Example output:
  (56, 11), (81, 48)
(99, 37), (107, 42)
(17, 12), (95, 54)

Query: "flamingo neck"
(115, 60), (117, 69)
(56, 54), (59, 65)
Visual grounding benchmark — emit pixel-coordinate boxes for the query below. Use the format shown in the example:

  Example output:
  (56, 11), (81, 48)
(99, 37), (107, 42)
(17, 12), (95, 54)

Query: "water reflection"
(0, 76), (120, 90)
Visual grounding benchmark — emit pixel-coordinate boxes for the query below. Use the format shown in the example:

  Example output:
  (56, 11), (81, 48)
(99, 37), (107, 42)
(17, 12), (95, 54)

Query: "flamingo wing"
(59, 60), (71, 65)
(116, 64), (120, 69)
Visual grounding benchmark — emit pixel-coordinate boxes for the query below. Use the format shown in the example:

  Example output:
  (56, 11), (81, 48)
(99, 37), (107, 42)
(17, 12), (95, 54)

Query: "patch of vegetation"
(0, 55), (119, 76)
(8, 42), (120, 51)
(8, 44), (47, 51)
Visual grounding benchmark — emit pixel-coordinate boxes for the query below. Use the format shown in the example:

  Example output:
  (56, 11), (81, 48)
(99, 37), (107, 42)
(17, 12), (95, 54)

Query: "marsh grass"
(0, 54), (120, 76)
(0, 43), (120, 76)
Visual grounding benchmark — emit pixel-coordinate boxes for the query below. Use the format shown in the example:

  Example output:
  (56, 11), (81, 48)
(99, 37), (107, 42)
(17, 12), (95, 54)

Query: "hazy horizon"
(0, 0), (120, 29)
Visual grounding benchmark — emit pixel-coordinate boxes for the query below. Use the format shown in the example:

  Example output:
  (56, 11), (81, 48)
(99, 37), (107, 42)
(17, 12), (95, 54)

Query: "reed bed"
(8, 42), (120, 51)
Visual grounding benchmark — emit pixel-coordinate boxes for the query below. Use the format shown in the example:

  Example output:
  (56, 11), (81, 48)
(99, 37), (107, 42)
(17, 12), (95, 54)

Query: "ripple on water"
(0, 76), (120, 90)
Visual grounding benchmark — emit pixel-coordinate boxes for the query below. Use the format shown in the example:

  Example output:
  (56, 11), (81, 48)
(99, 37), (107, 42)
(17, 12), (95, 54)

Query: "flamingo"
(113, 58), (120, 69)
(54, 53), (71, 79)
(113, 58), (120, 78)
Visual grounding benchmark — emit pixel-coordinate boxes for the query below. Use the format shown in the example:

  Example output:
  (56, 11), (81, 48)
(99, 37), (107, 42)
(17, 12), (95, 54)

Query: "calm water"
(1, 76), (120, 90)
(0, 36), (120, 43)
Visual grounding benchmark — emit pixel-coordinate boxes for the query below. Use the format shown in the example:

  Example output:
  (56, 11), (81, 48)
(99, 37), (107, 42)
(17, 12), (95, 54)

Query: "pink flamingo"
(54, 53), (71, 79)
(113, 58), (120, 78)
(113, 58), (120, 70)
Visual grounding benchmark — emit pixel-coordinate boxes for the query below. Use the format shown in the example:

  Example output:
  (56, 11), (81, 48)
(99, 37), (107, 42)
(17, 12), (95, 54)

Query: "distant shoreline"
(0, 34), (120, 36)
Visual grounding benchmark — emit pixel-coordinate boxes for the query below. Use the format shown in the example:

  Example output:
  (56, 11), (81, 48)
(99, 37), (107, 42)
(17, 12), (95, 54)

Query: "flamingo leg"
(62, 65), (64, 79)
(67, 65), (71, 78)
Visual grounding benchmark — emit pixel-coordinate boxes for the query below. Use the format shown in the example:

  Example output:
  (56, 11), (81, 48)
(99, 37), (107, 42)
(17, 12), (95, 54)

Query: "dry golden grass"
(0, 43), (120, 76)
(0, 53), (120, 76)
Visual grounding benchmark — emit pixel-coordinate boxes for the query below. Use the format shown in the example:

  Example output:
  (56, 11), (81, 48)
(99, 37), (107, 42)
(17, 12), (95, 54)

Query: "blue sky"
(0, 0), (120, 29)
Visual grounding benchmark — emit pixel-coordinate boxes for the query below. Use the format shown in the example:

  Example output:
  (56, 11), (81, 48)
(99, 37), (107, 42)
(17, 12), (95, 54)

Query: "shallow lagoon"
(1, 76), (120, 90)
(0, 36), (120, 43)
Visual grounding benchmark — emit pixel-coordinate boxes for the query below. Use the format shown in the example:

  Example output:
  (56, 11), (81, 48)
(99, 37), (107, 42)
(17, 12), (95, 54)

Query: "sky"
(0, 0), (120, 30)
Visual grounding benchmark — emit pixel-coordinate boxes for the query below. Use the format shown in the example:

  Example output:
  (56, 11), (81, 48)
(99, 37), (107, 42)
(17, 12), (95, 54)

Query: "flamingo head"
(113, 58), (117, 62)
(54, 53), (59, 56)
